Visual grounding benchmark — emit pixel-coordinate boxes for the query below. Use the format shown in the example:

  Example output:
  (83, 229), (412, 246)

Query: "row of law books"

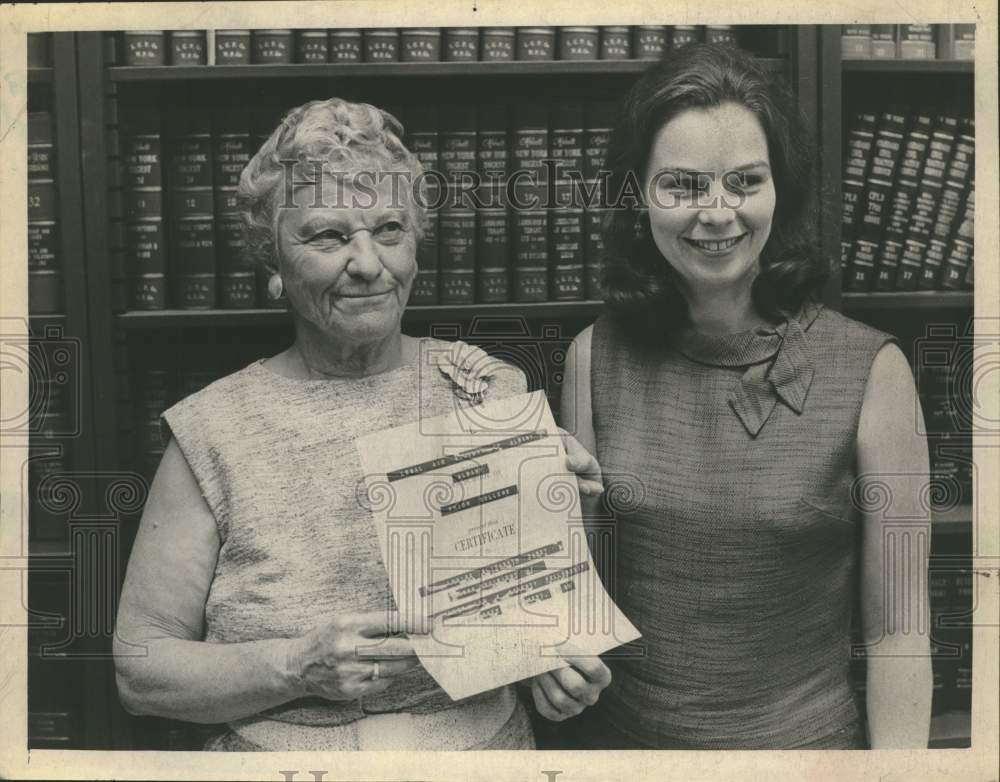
(112, 96), (620, 309)
(841, 109), (974, 292)
(28, 112), (63, 314)
(841, 24), (975, 60)
(105, 25), (759, 67)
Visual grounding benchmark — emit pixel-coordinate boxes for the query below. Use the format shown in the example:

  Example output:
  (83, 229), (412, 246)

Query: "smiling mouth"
(338, 290), (393, 299)
(684, 234), (747, 252)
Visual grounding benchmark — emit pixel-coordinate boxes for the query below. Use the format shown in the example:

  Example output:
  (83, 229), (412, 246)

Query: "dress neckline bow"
(675, 302), (823, 437)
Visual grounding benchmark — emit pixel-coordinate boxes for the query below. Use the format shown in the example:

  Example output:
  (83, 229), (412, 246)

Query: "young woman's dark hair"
(600, 43), (826, 342)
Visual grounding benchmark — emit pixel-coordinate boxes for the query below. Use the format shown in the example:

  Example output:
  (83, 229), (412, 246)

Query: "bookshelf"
(27, 25), (975, 751)
(822, 26), (975, 746)
(108, 58), (787, 81)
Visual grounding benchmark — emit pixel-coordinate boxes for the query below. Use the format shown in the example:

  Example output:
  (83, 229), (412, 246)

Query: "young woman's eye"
(725, 171), (764, 192)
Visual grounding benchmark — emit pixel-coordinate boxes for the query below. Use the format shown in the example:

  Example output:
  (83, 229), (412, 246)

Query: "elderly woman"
(562, 45), (932, 749)
(113, 98), (610, 750)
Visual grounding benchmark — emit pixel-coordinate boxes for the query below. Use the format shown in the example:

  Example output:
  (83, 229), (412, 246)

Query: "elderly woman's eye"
(373, 221), (407, 243)
(311, 229), (349, 245)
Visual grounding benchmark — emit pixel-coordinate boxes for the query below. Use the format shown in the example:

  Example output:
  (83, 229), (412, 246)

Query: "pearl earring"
(267, 273), (284, 300)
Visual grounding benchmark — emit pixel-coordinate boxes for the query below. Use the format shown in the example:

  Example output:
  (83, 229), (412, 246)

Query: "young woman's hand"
(530, 656), (612, 721)
(558, 427), (604, 498)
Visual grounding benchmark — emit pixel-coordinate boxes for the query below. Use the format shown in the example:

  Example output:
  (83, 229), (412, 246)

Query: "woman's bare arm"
(857, 343), (933, 748)
(114, 439), (418, 724)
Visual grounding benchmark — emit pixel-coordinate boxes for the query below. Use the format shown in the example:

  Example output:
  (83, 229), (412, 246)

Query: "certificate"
(355, 390), (641, 701)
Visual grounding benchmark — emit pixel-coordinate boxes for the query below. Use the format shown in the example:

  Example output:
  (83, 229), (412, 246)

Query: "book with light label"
(918, 118), (973, 290)
(840, 111), (877, 276)
(165, 101), (216, 309)
(873, 112), (933, 291)
(895, 114), (959, 291)
(845, 109), (906, 291)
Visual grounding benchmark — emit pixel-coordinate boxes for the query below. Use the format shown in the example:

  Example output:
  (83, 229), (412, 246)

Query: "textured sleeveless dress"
(588, 303), (894, 749)
(160, 338), (534, 750)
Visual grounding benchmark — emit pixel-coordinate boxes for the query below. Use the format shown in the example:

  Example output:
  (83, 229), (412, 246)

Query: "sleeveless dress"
(159, 338), (534, 750)
(588, 303), (894, 749)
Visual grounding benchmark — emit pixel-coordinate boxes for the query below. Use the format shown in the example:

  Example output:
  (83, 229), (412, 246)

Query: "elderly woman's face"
(276, 172), (417, 343)
(644, 102), (776, 299)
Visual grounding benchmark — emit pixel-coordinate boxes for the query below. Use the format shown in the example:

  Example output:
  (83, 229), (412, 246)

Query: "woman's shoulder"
(162, 361), (268, 421)
(809, 305), (895, 354)
(419, 337), (528, 402)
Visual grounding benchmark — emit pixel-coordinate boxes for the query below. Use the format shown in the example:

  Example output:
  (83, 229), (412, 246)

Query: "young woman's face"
(644, 102), (776, 300)
(275, 171), (418, 344)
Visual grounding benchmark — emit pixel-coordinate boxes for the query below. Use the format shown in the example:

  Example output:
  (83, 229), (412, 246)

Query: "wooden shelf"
(843, 59), (973, 75)
(841, 291), (973, 311)
(934, 504), (973, 529)
(27, 67), (53, 84)
(116, 301), (605, 329)
(107, 58), (788, 82)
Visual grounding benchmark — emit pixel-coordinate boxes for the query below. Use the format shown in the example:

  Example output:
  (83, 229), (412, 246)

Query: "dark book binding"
(840, 111), (877, 275)
(407, 106), (440, 305)
(166, 103), (216, 309)
(845, 109), (906, 291)
(919, 118), (973, 290)
(874, 113), (933, 290)
(896, 114), (959, 290)
(122, 97), (166, 309)
(213, 107), (255, 307)
(28, 112), (61, 313)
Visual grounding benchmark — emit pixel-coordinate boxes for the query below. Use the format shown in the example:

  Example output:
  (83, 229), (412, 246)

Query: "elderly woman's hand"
(530, 656), (612, 721)
(558, 428), (604, 498)
(287, 611), (425, 701)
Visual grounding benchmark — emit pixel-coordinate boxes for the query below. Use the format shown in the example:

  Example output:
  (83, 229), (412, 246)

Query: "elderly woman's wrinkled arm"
(113, 439), (420, 724)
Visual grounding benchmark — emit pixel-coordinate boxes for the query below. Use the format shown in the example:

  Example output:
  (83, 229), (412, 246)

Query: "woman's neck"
(683, 284), (767, 336)
(288, 328), (407, 379)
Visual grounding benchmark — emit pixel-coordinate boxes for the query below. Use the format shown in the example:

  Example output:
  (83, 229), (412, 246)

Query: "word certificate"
(356, 390), (640, 700)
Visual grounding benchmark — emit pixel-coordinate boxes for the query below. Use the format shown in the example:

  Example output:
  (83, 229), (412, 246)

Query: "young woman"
(561, 44), (932, 749)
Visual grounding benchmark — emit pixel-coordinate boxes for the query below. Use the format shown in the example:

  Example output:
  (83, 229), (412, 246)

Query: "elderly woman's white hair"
(237, 97), (428, 273)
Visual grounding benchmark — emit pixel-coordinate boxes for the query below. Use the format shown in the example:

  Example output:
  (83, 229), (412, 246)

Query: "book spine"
(438, 106), (477, 304)
(919, 119), (973, 290)
(168, 30), (207, 65)
(124, 30), (165, 65)
(105, 82), (130, 312)
(122, 96), (166, 309)
(213, 108), (255, 308)
(476, 105), (510, 302)
(952, 24), (975, 59)
(898, 24), (936, 59)
(584, 101), (613, 300)
(550, 103), (585, 300)
(874, 113), (933, 291)
(940, 182), (974, 290)
(406, 107), (440, 305)
(166, 102), (216, 309)
(840, 111), (877, 274)
(841, 25), (872, 58)
(252, 29), (294, 64)
(870, 24), (897, 58)
(28, 570), (82, 747)
(295, 29), (330, 63)
(845, 109), (906, 291)
(896, 115), (958, 290)
(28, 447), (70, 541)
(512, 103), (550, 301)
(28, 111), (61, 314)
(550, 182), (585, 300)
